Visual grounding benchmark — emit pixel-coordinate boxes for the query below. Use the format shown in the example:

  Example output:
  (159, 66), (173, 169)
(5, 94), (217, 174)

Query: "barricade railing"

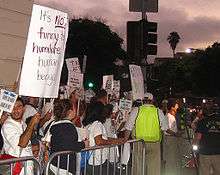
(0, 156), (41, 175)
(45, 139), (146, 175)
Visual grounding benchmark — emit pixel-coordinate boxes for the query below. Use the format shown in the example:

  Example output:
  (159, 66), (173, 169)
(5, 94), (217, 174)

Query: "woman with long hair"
(49, 99), (89, 175)
(82, 102), (125, 175)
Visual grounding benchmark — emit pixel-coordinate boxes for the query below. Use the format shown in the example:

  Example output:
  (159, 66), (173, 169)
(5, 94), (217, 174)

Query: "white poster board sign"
(119, 99), (132, 112)
(102, 75), (114, 94)
(66, 58), (81, 73)
(19, 4), (69, 98)
(129, 65), (144, 100)
(68, 73), (84, 89)
(0, 89), (18, 113)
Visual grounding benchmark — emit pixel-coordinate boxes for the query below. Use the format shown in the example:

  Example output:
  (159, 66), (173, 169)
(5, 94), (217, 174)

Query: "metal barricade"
(45, 139), (146, 175)
(0, 156), (41, 175)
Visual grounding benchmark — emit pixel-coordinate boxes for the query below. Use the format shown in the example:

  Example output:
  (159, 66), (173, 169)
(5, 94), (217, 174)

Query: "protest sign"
(59, 85), (69, 99)
(0, 89), (18, 113)
(119, 99), (132, 112)
(19, 4), (69, 98)
(66, 57), (81, 73)
(85, 89), (96, 103)
(68, 72), (84, 89)
(129, 65), (144, 100)
(110, 100), (119, 113)
(103, 75), (114, 94)
(112, 80), (120, 99)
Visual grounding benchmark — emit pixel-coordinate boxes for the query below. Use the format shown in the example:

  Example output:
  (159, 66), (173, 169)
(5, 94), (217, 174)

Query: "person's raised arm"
(19, 113), (40, 148)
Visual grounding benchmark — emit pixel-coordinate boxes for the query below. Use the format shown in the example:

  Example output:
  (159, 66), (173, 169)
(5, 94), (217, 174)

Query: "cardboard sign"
(129, 65), (144, 100)
(119, 99), (132, 112)
(68, 72), (84, 89)
(19, 4), (69, 98)
(0, 89), (18, 113)
(103, 75), (114, 94)
(66, 57), (81, 73)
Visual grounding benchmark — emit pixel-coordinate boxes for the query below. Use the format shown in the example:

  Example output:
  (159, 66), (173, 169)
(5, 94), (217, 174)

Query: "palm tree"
(167, 32), (181, 57)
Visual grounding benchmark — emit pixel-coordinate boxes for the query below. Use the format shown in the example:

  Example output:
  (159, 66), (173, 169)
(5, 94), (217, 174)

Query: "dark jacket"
(50, 120), (85, 174)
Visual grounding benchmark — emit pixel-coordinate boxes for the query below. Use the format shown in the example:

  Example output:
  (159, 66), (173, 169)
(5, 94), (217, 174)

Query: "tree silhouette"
(167, 31), (181, 57)
(156, 42), (220, 97)
(61, 18), (128, 89)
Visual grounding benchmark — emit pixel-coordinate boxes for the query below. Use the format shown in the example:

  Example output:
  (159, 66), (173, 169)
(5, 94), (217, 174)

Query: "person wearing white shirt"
(1, 97), (41, 175)
(164, 99), (181, 175)
(103, 104), (119, 163)
(82, 101), (124, 175)
(23, 97), (52, 137)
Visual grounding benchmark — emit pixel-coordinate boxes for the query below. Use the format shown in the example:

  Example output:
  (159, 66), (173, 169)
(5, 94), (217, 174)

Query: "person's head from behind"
(133, 99), (142, 107)
(69, 89), (80, 104)
(11, 97), (25, 121)
(167, 98), (179, 115)
(28, 96), (39, 108)
(142, 93), (154, 104)
(54, 99), (74, 121)
(103, 104), (114, 119)
(82, 102), (106, 126)
(96, 89), (108, 105)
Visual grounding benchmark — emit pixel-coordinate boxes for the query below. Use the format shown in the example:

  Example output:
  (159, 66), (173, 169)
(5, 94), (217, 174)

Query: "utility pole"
(141, 0), (147, 65)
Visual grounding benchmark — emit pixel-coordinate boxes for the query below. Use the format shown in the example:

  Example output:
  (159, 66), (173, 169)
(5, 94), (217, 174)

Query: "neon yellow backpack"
(135, 105), (162, 142)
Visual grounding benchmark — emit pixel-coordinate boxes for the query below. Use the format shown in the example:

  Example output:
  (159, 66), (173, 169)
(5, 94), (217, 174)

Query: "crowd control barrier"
(45, 139), (146, 175)
(0, 156), (41, 175)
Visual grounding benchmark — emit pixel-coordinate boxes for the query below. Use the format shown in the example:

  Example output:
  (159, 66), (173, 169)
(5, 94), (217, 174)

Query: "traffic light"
(127, 20), (158, 64)
(127, 21), (142, 63)
(142, 20), (158, 56)
(88, 82), (94, 88)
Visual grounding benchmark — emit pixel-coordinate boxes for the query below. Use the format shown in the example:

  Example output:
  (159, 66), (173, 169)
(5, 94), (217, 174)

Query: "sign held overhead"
(19, 4), (69, 98)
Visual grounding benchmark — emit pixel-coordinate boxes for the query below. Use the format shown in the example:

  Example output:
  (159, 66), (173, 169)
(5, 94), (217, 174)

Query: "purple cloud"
(35, 0), (220, 56)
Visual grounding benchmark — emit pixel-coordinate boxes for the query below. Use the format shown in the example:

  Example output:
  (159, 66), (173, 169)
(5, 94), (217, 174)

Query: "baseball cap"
(143, 93), (153, 101)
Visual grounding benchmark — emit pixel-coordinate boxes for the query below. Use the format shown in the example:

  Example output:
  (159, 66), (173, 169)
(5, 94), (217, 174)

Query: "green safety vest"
(135, 105), (162, 142)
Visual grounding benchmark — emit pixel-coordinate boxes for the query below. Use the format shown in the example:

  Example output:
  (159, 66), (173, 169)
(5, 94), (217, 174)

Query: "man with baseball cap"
(124, 92), (169, 175)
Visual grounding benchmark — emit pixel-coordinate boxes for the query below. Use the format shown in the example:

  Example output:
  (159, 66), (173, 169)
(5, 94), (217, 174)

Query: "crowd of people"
(0, 87), (219, 175)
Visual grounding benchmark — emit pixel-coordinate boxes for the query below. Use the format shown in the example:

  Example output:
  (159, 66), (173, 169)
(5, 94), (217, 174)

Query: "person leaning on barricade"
(103, 104), (120, 164)
(124, 93), (169, 175)
(0, 97), (41, 175)
(82, 101), (125, 175)
(163, 98), (182, 175)
(43, 99), (89, 175)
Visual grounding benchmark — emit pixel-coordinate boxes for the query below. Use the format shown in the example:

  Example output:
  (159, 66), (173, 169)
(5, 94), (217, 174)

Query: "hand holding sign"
(0, 89), (18, 113)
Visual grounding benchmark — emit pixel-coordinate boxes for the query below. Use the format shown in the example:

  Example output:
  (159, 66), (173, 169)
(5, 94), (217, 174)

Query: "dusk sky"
(35, 0), (220, 57)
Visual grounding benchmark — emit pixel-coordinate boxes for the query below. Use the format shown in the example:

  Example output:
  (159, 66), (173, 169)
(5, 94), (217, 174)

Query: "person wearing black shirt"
(194, 113), (220, 175)
(49, 99), (89, 175)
